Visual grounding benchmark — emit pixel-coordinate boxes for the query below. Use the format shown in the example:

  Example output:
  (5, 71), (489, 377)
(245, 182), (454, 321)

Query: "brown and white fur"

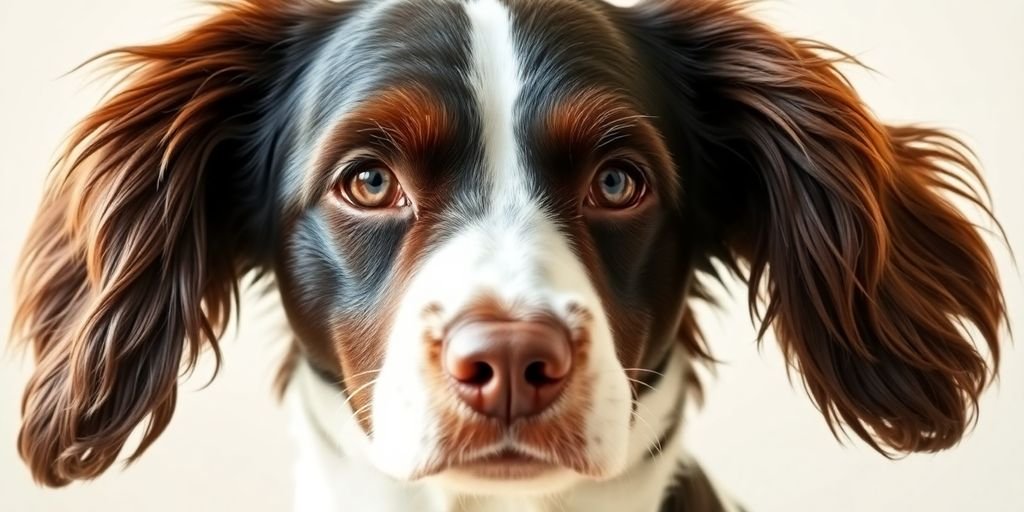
(11, 1), (1006, 511)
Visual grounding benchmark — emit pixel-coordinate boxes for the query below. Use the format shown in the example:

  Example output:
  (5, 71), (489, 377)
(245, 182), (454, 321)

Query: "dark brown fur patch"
(658, 460), (729, 512)
(632, 0), (1005, 454)
(11, 0), (358, 486)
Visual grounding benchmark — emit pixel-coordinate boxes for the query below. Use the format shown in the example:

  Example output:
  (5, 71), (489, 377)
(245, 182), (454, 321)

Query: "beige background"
(1, 0), (1022, 510)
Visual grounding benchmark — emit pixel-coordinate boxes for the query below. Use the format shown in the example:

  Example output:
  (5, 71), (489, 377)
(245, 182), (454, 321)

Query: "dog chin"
(426, 466), (584, 496)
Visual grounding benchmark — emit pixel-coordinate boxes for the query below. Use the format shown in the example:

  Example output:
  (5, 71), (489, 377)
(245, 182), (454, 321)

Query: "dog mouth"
(410, 441), (591, 481)
(450, 449), (558, 480)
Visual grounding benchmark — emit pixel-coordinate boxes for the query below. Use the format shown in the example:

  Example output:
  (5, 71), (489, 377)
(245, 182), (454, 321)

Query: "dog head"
(13, 0), (1004, 492)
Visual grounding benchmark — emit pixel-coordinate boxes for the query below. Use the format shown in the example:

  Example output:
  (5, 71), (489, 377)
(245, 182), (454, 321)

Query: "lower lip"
(456, 452), (556, 480)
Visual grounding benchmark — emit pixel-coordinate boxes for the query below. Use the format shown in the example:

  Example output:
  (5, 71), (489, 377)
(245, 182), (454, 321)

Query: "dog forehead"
(282, 0), (648, 218)
(304, 0), (638, 121)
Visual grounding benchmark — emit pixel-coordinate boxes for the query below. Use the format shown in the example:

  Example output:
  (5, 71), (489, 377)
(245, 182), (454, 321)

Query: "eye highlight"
(587, 160), (646, 209)
(334, 160), (409, 209)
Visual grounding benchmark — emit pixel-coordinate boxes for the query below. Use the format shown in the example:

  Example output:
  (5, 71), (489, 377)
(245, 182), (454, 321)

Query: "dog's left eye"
(587, 161), (646, 209)
(335, 161), (409, 209)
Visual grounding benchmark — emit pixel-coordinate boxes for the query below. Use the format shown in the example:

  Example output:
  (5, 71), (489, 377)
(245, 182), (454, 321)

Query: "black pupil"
(602, 170), (625, 195)
(362, 170), (385, 192)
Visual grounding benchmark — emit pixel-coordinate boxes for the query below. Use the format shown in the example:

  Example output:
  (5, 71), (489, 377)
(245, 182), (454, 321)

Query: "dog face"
(13, 0), (1004, 492)
(275, 0), (694, 490)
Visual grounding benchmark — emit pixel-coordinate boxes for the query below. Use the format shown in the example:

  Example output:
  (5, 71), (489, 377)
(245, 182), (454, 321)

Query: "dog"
(11, 0), (1006, 510)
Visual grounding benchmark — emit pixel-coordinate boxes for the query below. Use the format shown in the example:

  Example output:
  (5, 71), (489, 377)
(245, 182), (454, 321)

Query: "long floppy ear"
(630, 0), (1006, 454)
(11, 1), (353, 486)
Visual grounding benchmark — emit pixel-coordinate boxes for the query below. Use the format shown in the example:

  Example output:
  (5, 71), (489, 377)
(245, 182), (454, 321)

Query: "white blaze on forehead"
(465, 0), (530, 206)
(367, 0), (632, 484)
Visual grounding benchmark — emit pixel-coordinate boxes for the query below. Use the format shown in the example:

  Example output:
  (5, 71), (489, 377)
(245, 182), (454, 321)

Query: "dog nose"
(443, 320), (572, 423)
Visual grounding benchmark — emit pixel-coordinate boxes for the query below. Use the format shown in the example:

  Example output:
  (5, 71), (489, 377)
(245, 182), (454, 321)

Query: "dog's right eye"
(334, 160), (409, 209)
(586, 160), (647, 210)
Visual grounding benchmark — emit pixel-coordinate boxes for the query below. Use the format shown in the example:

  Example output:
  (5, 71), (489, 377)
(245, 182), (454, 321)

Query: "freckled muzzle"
(395, 295), (607, 482)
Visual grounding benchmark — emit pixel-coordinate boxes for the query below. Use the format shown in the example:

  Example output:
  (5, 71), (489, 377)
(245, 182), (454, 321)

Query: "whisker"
(351, 401), (374, 424)
(622, 367), (666, 378)
(631, 404), (664, 458)
(340, 378), (379, 411)
(627, 376), (658, 394)
(339, 368), (382, 381)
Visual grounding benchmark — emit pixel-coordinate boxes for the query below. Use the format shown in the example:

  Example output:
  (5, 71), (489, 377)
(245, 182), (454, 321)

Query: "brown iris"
(336, 160), (408, 209)
(587, 160), (646, 209)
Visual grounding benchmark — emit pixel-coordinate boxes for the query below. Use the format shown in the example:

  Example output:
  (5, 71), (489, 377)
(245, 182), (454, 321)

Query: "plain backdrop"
(1, 1), (1022, 511)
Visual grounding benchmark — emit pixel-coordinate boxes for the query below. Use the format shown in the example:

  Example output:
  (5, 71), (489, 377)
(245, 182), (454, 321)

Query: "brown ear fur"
(634, 0), (1006, 454)
(11, 0), (353, 486)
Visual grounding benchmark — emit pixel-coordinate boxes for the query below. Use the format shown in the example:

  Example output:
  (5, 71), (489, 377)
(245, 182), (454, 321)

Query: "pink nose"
(443, 321), (572, 423)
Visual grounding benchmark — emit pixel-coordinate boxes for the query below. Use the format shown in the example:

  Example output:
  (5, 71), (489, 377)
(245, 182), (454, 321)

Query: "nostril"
(524, 361), (558, 387)
(465, 361), (495, 386)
